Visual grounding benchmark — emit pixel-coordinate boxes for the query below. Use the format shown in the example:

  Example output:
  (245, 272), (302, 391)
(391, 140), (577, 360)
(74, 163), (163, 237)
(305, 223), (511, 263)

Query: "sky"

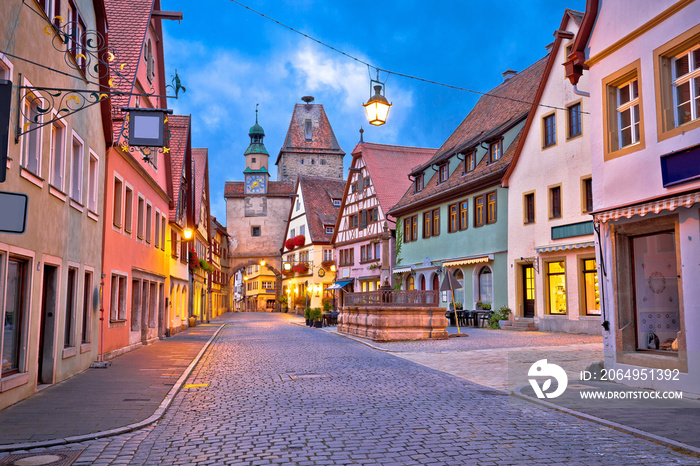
(162, 0), (587, 221)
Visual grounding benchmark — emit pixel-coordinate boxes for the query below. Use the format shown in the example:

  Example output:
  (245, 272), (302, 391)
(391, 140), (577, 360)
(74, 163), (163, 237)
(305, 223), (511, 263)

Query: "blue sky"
(162, 0), (586, 221)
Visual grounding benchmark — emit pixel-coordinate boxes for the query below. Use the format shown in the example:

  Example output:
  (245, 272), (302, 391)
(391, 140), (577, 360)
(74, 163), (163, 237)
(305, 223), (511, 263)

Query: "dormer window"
(438, 163), (449, 183)
(325, 226), (334, 234)
(305, 119), (312, 141)
(414, 173), (424, 193)
(489, 140), (502, 162)
(332, 199), (341, 207)
(464, 152), (476, 173)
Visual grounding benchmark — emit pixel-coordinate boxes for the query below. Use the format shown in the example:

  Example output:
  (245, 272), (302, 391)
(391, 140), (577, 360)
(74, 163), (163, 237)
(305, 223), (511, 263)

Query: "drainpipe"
(572, 84), (590, 97)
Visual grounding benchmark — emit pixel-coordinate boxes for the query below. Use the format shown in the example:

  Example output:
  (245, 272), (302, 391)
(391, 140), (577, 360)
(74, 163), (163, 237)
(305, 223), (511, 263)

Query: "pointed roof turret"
(245, 105), (269, 156)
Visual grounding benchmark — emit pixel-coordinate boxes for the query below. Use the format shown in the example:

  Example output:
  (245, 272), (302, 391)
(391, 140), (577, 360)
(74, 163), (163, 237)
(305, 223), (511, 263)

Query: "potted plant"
(321, 259), (335, 270)
(488, 305), (512, 329)
(312, 308), (323, 328)
(279, 295), (288, 313)
(455, 302), (463, 310)
(304, 307), (312, 326)
(285, 238), (296, 251)
(368, 262), (382, 270)
(476, 301), (491, 310)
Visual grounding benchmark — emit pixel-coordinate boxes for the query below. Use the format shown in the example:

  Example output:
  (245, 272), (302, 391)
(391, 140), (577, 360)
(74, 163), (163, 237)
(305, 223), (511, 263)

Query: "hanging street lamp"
(363, 72), (391, 126)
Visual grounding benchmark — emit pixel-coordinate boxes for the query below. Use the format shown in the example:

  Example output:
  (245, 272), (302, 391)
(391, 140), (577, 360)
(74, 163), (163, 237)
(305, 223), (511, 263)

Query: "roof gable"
(275, 103), (345, 165)
(354, 143), (437, 214)
(298, 176), (345, 243)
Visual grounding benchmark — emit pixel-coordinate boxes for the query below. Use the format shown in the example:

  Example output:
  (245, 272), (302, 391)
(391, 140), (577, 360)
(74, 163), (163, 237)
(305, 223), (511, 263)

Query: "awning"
(594, 191), (700, 223)
(392, 266), (413, 274)
(327, 279), (353, 290)
(535, 241), (595, 253)
(443, 254), (493, 267)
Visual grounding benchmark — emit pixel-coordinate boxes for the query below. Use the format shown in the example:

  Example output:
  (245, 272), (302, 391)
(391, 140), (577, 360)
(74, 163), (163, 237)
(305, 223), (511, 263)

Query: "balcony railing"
(344, 289), (439, 308)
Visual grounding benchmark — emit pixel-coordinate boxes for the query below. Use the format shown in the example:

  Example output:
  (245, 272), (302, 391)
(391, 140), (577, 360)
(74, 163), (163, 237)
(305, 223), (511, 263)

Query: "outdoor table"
(444, 310), (456, 326)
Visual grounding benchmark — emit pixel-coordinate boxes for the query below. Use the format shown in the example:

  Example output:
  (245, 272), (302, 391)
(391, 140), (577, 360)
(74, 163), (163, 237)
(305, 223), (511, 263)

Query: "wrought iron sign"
(118, 107), (173, 162)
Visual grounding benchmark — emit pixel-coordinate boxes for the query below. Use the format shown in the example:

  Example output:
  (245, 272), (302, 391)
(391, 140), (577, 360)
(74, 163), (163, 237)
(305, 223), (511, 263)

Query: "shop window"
(581, 258), (600, 316)
(546, 261), (567, 315)
(2, 257), (29, 375)
(632, 231), (679, 352)
(478, 267), (493, 305)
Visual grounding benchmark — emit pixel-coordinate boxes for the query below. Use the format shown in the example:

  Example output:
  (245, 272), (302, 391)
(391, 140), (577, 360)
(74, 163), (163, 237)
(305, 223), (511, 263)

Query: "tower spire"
(255, 103), (259, 124)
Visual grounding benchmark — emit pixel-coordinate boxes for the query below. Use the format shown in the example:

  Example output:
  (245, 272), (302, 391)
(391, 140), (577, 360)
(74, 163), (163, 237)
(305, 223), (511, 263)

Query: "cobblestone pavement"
(4, 312), (698, 465)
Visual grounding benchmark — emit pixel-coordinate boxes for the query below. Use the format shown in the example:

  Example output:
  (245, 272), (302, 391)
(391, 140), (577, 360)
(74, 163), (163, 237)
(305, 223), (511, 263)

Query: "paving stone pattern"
(4, 313), (698, 465)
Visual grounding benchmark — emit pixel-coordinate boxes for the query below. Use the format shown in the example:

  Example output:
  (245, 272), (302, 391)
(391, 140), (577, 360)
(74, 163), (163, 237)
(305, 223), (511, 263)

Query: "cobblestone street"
(8, 312), (699, 465)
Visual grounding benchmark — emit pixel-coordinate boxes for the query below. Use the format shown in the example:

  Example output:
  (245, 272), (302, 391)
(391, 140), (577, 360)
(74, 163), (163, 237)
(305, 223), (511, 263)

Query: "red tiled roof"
(274, 103), (345, 165)
(351, 143), (437, 215)
(192, 148), (208, 224)
(298, 176), (345, 243)
(104, 0), (155, 140)
(224, 180), (295, 198)
(413, 55), (549, 174)
(389, 55), (548, 215)
(166, 114), (190, 222)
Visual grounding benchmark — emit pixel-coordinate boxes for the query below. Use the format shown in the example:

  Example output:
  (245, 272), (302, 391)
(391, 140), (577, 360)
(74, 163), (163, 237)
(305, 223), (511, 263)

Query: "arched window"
(419, 275), (426, 291)
(407, 274), (415, 290)
(432, 273), (440, 291)
(453, 269), (464, 304)
(478, 267), (493, 305)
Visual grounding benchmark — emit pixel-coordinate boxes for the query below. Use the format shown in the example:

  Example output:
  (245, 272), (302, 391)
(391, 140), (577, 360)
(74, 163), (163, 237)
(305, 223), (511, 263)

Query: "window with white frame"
(70, 133), (84, 202)
(110, 274), (127, 321)
(87, 151), (98, 212)
(81, 271), (92, 344)
(21, 86), (43, 175)
(50, 116), (66, 190)
(489, 140), (502, 162)
(65, 267), (78, 348)
(616, 78), (640, 148)
(113, 177), (123, 227)
(672, 44), (700, 126)
(124, 185), (133, 233)
(146, 203), (152, 243)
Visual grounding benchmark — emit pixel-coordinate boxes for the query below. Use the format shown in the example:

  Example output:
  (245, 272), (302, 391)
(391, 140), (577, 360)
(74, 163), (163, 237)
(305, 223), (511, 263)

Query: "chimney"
(502, 69), (517, 82)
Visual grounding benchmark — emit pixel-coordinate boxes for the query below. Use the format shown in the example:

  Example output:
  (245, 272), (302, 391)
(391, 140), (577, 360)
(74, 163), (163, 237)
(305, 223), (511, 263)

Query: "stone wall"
(277, 152), (343, 185)
(338, 306), (449, 341)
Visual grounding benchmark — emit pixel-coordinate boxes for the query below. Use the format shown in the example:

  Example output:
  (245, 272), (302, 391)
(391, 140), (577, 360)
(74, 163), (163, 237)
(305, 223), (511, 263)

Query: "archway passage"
(233, 260), (284, 312)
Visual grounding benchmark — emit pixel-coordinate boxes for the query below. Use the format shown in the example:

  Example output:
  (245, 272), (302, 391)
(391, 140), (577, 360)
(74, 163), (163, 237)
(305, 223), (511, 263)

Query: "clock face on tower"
(245, 174), (266, 194)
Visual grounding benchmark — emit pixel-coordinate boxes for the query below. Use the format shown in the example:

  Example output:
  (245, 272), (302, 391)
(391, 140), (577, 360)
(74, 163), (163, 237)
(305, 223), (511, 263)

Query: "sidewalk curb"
(0, 324), (225, 453)
(290, 322), (393, 353)
(511, 385), (700, 457)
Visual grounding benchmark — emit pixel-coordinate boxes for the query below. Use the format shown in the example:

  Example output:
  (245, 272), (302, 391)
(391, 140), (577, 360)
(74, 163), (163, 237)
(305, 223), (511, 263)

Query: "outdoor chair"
(479, 310), (493, 327)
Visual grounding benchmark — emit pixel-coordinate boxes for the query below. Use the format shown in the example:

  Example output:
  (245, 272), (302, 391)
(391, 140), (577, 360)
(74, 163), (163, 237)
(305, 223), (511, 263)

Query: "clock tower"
(244, 106), (270, 195)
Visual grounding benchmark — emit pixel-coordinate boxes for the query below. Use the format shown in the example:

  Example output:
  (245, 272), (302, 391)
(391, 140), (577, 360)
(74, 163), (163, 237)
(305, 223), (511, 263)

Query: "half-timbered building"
(331, 142), (435, 293)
